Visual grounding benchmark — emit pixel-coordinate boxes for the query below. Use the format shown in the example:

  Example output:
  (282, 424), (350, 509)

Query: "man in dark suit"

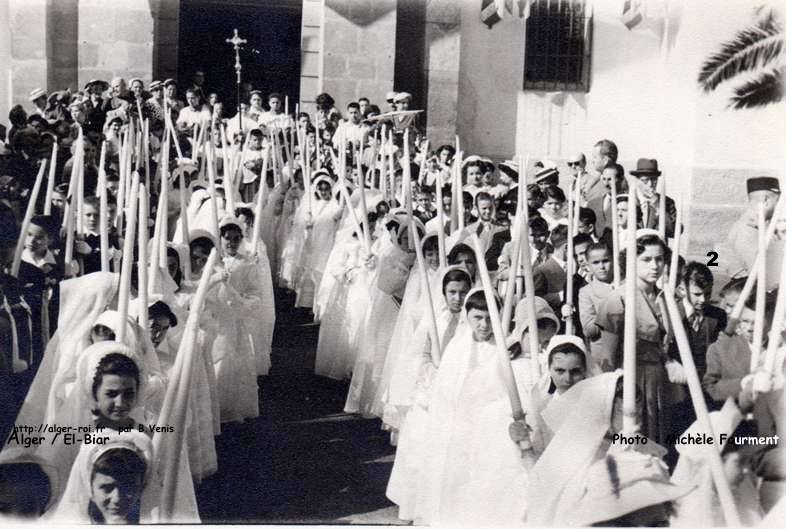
(587, 162), (626, 237)
(533, 224), (568, 313)
(630, 158), (678, 238)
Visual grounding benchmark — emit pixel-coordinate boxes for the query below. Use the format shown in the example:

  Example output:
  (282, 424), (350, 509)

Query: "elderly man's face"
(111, 79), (126, 97)
(131, 81), (144, 98)
(250, 94), (263, 109)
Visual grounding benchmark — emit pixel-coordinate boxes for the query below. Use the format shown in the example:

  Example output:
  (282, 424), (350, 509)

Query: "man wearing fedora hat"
(631, 158), (677, 237)
(726, 176), (784, 289)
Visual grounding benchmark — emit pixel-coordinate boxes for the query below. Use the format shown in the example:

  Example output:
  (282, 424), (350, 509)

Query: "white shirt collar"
(22, 248), (56, 268)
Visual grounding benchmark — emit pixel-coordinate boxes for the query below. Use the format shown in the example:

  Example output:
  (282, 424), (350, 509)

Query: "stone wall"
(8, 0), (49, 105)
(77, 0), (155, 88)
(50, 0), (79, 92)
(423, 0), (460, 149)
(322, 0), (397, 109)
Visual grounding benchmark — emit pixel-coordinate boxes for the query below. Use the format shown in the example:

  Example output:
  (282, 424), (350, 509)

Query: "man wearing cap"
(391, 92), (420, 139)
(726, 176), (784, 289)
(145, 80), (166, 134)
(82, 80), (109, 136)
(568, 152), (604, 207)
(630, 158), (677, 237)
(385, 91), (397, 112)
(28, 89), (47, 117)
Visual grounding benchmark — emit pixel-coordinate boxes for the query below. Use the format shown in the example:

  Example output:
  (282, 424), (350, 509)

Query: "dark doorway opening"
(178, 0), (303, 114)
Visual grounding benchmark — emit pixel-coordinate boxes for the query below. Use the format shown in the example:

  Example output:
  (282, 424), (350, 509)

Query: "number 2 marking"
(706, 251), (719, 267)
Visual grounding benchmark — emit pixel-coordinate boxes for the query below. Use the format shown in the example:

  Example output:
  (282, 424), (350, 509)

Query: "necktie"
(690, 312), (702, 333)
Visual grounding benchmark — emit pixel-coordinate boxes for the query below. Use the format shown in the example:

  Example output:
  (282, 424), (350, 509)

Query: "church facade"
(0, 0), (783, 269)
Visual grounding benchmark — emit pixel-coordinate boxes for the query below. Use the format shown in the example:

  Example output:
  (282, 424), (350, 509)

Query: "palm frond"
(729, 67), (784, 109)
(698, 11), (784, 92)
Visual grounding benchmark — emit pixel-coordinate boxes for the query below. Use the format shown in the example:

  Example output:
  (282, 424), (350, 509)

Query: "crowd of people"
(0, 73), (783, 526)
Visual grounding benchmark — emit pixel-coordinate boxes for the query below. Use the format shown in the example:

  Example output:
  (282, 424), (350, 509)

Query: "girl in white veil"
(293, 173), (344, 309)
(314, 209), (377, 380)
(53, 430), (156, 523)
(47, 342), (199, 522)
(344, 215), (421, 416)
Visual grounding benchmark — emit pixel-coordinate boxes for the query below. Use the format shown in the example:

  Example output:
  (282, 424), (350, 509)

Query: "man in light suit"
(567, 152), (604, 207)
(461, 191), (507, 254)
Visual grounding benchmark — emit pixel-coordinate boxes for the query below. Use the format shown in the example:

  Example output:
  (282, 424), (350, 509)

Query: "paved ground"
(194, 289), (406, 524)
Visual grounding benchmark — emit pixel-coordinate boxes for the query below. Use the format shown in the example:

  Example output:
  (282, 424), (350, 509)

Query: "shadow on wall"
(328, 0), (396, 27)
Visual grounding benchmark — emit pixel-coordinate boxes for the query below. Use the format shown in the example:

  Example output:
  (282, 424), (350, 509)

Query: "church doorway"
(178, 0), (303, 113)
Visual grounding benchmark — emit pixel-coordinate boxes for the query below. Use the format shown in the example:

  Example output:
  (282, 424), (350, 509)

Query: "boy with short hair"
(240, 128), (266, 203)
(577, 207), (598, 241)
(18, 215), (64, 364)
(75, 196), (121, 274)
(578, 242), (615, 371)
(703, 293), (774, 410)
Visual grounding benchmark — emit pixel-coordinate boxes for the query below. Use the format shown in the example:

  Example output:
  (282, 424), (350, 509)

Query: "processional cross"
(226, 28), (248, 131)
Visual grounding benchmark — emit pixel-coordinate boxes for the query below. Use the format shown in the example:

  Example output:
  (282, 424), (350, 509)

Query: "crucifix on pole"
(226, 28), (248, 132)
